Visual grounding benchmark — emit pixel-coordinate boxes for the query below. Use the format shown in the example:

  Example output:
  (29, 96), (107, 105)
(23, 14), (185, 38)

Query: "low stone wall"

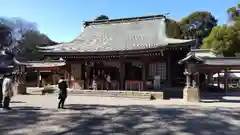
(71, 90), (164, 99)
(26, 87), (164, 99)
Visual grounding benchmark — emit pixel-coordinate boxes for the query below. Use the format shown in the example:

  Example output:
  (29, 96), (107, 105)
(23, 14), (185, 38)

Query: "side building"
(39, 14), (195, 91)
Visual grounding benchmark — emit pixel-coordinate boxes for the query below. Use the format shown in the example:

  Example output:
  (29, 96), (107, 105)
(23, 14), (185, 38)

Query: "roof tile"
(40, 15), (193, 53)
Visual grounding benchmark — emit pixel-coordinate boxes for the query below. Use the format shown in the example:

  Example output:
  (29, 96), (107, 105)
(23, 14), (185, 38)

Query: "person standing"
(106, 74), (111, 90)
(58, 77), (68, 109)
(2, 73), (13, 110)
(92, 75), (97, 90)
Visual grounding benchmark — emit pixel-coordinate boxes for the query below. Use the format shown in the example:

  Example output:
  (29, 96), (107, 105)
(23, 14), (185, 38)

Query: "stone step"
(69, 90), (164, 99)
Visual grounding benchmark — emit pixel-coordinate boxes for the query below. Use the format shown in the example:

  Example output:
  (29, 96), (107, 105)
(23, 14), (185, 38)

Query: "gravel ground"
(0, 94), (240, 135)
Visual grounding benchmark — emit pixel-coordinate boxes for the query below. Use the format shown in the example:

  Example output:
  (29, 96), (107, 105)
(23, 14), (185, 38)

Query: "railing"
(97, 80), (119, 90)
(69, 80), (147, 91)
(112, 81), (119, 90)
(125, 80), (143, 91)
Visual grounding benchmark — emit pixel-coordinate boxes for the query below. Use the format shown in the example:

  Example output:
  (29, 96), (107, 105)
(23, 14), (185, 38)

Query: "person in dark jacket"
(58, 77), (68, 109)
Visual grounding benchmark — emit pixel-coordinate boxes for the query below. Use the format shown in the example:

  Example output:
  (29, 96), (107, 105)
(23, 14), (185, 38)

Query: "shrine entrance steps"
(69, 90), (164, 100)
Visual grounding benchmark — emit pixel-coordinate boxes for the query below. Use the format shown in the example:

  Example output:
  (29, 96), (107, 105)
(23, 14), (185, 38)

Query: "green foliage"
(202, 24), (240, 56)
(227, 6), (239, 20)
(180, 11), (217, 44)
(227, 7), (237, 13)
(202, 3), (240, 56)
(94, 15), (109, 21)
(166, 19), (182, 38)
(16, 31), (57, 60)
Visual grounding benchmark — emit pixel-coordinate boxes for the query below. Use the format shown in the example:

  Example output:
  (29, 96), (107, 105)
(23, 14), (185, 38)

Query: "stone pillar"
(183, 65), (200, 102)
(15, 71), (27, 95)
(184, 68), (191, 88)
(16, 77), (27, 94)
(192, 74), (197, 88)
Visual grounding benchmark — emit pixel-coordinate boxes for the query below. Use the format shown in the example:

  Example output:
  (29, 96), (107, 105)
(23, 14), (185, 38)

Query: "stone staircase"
(69, 90), (164, 99)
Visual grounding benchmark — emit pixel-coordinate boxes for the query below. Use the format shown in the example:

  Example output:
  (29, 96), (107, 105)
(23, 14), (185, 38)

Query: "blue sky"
(0, 0), (238, 42)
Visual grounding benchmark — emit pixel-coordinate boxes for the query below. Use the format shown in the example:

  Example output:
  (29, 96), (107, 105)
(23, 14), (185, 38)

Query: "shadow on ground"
(201, 92), (240, 103)
(0, 104), (240, 135)
(0, 106), (49, 135)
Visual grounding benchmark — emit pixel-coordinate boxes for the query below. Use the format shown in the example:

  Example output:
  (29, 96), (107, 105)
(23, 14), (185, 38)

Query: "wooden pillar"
(119, 58), (125, 90)
(64, 68), (68, 81)
(217, 72), (220, 88)
(204, 73), (208, 90)
(167, 52), (172, 87)
(68, 63), (72, 88)
(85, 63), (91, 89)
(210, 73), (213, 86)
(52, 70), (55, 85)
(37, 69), (40, 87)
(224, 69), (228, 93)
(196, 72), (200, 88)
(142, 62), (148, 91)
(207, 73), (211, 86)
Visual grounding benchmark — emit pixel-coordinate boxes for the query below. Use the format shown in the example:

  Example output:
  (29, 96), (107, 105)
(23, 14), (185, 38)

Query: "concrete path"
(0, 94), (240, 135)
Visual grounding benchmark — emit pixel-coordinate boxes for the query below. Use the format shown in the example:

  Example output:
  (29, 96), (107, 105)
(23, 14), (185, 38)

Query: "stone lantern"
(179, 53), (203, 102)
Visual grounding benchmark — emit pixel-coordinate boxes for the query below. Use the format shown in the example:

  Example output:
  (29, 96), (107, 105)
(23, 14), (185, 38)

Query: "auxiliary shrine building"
(40, 15), (195, 91)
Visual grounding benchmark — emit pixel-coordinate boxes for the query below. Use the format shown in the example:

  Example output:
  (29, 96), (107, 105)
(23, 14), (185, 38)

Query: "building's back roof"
(179, 49), (240, 67)
(40, 14), (194, 53)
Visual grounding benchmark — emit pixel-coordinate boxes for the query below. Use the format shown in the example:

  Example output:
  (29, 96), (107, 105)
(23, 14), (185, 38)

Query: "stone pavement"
(0, 94), (240, 135)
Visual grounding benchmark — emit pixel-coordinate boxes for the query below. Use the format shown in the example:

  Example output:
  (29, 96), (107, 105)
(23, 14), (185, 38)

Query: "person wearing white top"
(106, 74), (111, 90)
(2, 73), (13, 110)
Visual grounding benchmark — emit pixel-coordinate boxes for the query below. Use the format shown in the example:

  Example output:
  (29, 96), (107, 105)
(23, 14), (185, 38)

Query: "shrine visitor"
(58, 77), (68, 109)
(2, 72), (13, 110)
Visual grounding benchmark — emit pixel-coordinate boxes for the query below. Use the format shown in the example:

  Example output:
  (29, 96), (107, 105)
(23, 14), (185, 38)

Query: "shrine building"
(39, 14), (196, 91)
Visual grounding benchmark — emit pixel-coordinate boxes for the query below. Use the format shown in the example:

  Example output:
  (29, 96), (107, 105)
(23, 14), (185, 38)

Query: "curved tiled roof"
(40, 15), (193, 53)
(179, 49), (240, 66)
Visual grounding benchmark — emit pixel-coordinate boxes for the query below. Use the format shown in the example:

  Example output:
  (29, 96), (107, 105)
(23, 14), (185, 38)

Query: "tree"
(202, 20), (240, 57)
(0, 17), (38, 50)
(166, 19), (183, 38)
(16, 30), (57, 60)
(227, 3), (240, 26)
(0, 17), (56, 60)
(202, 3), (240, 56)
(180, 11), (217, 47)
(0, 24), (12, 49)
(94, 15), (109, 21)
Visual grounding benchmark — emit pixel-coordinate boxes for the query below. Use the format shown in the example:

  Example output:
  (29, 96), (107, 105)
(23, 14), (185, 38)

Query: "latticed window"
(149, 62), (166, 80)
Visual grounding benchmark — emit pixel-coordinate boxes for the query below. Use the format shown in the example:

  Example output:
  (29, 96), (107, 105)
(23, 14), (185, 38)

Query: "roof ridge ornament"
(83, 14), (166, 26)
